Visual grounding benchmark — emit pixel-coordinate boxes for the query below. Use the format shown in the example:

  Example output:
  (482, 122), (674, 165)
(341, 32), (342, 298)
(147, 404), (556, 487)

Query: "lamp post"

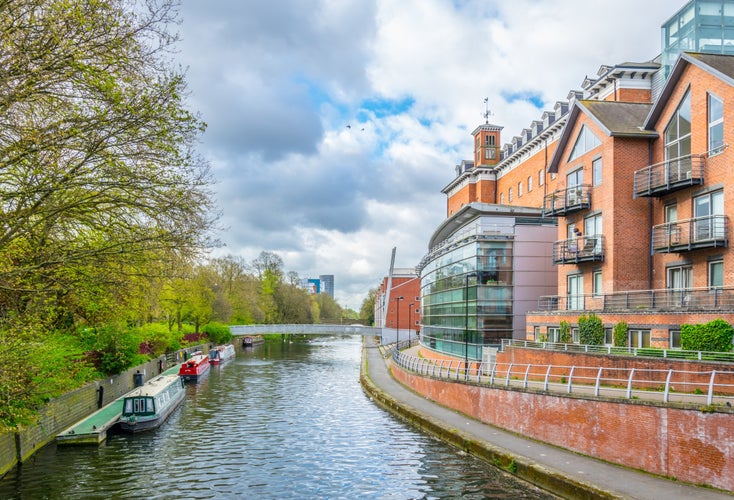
(395, 295), (404, 348)
(409, 303), (414, 343)
(464, 272), (477, 380)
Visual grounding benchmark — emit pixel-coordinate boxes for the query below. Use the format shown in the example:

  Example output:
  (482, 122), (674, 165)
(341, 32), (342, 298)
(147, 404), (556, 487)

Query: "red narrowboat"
(179, 351), (210, 382)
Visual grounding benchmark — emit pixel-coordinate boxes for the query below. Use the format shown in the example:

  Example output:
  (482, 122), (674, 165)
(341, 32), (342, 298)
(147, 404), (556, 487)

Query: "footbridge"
(229, 324), (383, 337)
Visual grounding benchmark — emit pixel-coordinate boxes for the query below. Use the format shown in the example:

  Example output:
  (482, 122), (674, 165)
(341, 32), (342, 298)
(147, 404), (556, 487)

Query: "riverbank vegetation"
(0, 1), (357, 431)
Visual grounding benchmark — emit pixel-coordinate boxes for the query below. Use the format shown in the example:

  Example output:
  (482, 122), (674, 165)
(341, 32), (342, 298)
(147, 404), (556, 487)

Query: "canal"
(0, 336), (554, 499)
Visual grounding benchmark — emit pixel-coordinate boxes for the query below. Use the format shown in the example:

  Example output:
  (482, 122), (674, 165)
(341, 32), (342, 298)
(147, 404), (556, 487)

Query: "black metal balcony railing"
(542, 184), (591, 216)
(552, 235), (604, 264)
(633, 153), (705, 198)
(651, 215), (728, 253)
(536, 286), (734, 313)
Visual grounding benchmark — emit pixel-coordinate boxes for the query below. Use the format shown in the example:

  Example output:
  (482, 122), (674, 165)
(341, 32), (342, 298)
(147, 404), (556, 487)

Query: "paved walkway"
(362, 337), (732, 499)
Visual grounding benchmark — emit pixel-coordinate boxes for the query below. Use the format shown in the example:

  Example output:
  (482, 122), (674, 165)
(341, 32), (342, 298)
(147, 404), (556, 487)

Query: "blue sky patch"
(501, 90), (544, 109)
(360, 96), (415, 118)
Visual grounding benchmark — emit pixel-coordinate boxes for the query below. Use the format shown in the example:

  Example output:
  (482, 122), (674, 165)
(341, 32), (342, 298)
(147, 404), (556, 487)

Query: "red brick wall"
(391, 362), (734, 491)
(496, 140), (559, 209)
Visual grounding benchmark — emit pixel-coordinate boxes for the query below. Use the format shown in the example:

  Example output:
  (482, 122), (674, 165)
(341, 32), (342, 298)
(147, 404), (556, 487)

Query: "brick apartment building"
(374, 268), (421, 344)
(418, 0), (734, 358)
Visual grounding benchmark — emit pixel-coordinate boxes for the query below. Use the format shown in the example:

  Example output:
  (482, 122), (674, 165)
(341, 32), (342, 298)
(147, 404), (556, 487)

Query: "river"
(0, 335), (554, 499)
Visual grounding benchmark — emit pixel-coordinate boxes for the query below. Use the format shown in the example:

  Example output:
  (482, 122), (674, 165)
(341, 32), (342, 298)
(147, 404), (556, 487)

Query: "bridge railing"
(391, 350), (734, 406)
(229, 324), (383, 336)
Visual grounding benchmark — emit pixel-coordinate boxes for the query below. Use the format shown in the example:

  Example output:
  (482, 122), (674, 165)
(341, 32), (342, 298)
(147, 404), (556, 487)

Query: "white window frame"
(708, 92), (724, 155)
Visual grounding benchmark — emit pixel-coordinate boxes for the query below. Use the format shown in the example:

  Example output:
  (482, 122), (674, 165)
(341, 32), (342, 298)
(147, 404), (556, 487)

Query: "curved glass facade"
(421, 237), (513, 358)
(418, 208), (557, 360)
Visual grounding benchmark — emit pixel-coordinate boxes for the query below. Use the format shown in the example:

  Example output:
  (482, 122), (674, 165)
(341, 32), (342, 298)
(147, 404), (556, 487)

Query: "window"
(571, 327), (580, 343)
(518, 181), (523, 197)
(567, 168), (584, 205)
(664, 90), (691, 162)
(593, 270), (602, 296)
(667, 265), (692, 290)
(592, 157), (602, 186)
(485, 148), (495, 159)
(508, 188), (513, 202)
(499, 193), (505, 204)
(708, 93), (724, 154)
(533, 326), (541, 340)
(485, 135), (495, 146)
(709, 260), (724, 289)
(569, 125), (601, 161)
(585, 213), (602, 253)
(547, 327), (559, 343)
(551, 172), (557, 180)
(539, 169), (544, 186)
(694, 190), (724, 241)
(527, 175), (533, 192)
(629, 329), (651, 348)
(670, 329), (681, 349)
(604, 327), (613, 345)
(567, 274), (584, 310)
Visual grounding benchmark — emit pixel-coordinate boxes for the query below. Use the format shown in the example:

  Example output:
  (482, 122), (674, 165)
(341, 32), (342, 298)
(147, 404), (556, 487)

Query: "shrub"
(680, 318), (734, 352)
(578, 313), (604, 345)
(559, 320), (571, 343)
(203, 322), (233, 344)
(613, 321), (628, 347)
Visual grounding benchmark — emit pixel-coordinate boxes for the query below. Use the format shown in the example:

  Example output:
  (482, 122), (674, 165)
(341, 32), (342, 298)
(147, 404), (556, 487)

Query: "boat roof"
(124, 374), (181, 398)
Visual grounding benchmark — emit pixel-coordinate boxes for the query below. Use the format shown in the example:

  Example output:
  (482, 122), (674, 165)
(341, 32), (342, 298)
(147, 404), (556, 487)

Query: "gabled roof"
(548, 100), (655, 173)
(645, 52), (734, 128)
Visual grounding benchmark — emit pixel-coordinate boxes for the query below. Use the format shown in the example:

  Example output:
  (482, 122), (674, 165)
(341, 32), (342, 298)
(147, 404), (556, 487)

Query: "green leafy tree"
(578, 313), (604, 345)
(314, 293), (343, 323)
(681, 318), (734, 352)
(559, 320), (572, 343)
(360, 288), (377, 326)
(613, 321), (628, 347)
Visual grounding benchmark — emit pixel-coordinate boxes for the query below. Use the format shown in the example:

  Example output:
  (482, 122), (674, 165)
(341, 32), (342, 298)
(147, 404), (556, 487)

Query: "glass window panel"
(710, 261), (724, 288)
(670, 330), (681, 349)
(592, 157), (602, 186)
(710, 122), (724, 152)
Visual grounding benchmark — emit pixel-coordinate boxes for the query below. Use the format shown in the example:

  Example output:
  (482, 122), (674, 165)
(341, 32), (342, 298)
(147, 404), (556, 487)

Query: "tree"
(578, 313), (604, 345)
(314, 293), (343, 323)
(613, 321), (628, 347)
(681, 319), (734, 352)
(0, 0), (217, 327)
(360, 288), (377, 326)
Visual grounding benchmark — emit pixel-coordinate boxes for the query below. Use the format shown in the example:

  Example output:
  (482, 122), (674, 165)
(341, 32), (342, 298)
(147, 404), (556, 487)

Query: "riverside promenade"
(360, 337), (733, 499)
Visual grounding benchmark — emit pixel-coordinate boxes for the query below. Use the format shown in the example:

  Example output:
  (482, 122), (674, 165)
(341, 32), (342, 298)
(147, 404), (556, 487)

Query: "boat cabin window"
(124, 397), (154, 415)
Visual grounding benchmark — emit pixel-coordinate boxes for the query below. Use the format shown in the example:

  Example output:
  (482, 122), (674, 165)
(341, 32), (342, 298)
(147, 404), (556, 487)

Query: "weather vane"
(483, 97), (493, 124)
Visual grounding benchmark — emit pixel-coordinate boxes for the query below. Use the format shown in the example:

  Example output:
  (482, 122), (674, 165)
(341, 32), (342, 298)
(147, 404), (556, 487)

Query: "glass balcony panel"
(633, 154), (705, 197)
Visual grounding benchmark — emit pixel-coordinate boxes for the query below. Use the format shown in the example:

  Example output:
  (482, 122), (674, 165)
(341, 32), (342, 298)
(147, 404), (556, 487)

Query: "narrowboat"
(179, 350), (210, 382)
(242, 335), (265, 347)
(209, 344), (236, 365)
(118, 374), (185, 433)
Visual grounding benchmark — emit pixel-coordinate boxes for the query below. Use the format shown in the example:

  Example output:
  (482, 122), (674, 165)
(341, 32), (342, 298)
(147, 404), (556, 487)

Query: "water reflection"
(0, 336), (553, 499)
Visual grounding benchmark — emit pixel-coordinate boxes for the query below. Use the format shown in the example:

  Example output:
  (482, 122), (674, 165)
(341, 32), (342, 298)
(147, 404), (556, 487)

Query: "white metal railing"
(229, 324), (382, 336)
(536, 285), (734, 313)
(500, 338), (734, 362)
(392, 350), (734, 406)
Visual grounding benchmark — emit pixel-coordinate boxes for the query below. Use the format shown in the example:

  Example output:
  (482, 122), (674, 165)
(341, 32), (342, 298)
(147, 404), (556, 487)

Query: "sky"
(175, 0), (686, 311)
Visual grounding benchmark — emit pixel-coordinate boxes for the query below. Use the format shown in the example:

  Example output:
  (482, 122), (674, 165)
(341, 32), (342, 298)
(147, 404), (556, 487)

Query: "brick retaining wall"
(391, 362), (734, 492)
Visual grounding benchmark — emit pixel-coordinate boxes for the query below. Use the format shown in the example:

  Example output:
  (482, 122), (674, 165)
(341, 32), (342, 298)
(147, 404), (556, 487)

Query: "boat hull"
(179, 352), (210, 382)
(118, 375), (185, 433)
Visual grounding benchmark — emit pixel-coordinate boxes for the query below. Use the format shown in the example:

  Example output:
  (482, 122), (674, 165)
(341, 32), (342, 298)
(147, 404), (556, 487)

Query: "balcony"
(536, 285), (734, 313)
(542, 185), (591, 216)
(633, 154), (705, 198)
(552, 235), (604, 264)
(651, 215), (728, 253)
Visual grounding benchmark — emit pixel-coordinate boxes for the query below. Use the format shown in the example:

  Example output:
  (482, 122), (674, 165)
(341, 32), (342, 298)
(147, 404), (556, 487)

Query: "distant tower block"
(319, 274), (334, 298)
